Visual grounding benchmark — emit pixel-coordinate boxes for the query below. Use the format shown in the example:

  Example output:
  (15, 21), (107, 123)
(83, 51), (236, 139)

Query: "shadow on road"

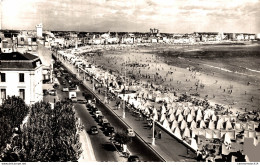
(102, 143), (117, 152)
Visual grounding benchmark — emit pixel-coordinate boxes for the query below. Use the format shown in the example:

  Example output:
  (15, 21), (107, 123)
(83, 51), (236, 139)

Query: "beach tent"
(203, 112), (210, 121)
(235, 122), (242, 130)
(162, 119), (170, 130)
(180, 120), (187, 131)
(190, 120), (197, 130)
(186, 114), (193, 123)
(170, 120), (178, 131)
(225, 120), (233, 130)
(199, 120), (206, 129)
(183, 107), (190, 116)
(190, 108), (196, 118)
(216, 119), (224, 130)
(223, 133), (231, 145)
(195, 113), (202, 122)
(175, 108), (183, 116)
(198, 129), (206, 137)
(152, 107), (157, 116)
(213, 130), (221, 139)
(205, 129), (213, 139)
(168, 107), (175, 116)
(173, 126), (182, 139)
(227, 130), (236, 140)
(191, 138), (198, 151)
(197, 107), (203, 116)
(168, 113), (176, 122)
(211, 114), (217, 121)
(161, 105), (167, 114)
(177, 114), (184, 123)
(208, 120), (215, 130)
(160, 113), (166, 123)
(182, 127), (191, 139)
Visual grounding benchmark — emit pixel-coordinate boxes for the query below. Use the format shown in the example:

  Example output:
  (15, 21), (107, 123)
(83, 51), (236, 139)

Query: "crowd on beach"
(56, 45), (260, 162)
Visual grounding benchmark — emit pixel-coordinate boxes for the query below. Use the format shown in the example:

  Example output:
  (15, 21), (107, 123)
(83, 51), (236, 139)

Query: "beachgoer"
(158, 130), (162, 139)
(154, 130), (157, 138)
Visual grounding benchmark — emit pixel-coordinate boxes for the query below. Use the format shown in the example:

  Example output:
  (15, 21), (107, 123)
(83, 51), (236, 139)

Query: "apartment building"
(0, 52), (43, 105)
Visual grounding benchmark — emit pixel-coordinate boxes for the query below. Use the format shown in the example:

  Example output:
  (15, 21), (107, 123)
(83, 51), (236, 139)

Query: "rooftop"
(0, 52), (42, 70)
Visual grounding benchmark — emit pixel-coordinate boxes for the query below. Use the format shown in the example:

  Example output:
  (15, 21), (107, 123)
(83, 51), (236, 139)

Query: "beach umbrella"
(182, 127), (191, 139)
(173, 126), (182, 139)
(225, 120), (233, 130)
(208, 120), (215, 129)
(190, 120), (197, 130)
(177, 114), (184, 123)
(168, 113), (176, 122)
(199, 120), (206, 129)
(160, 113), (166, 123)
(162, 119), (170, 130)
(191, 138), (198, 151)
(186, 114), (193, 123)
(170, 120), (178, 131)
(180, 120), (187, 131)
(205, 129), (213, 139)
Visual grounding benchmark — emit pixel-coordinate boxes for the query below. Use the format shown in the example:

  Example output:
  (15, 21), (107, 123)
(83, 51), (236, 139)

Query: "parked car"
(89, 126), (98, 135)
(94, 111), (102, 118)
(105, 126), (115, 136)
(128, 155), (141, 162)
(48, 89), (56, 96)
(62, 87), (69, 92)
(127, 128), (135, 137)
(103, 123), (111, 132)
(97, 115), (104, 123)
(53, 84), (59, 88)
(101, 118), (109, 126)
(77, 99), (87, 104)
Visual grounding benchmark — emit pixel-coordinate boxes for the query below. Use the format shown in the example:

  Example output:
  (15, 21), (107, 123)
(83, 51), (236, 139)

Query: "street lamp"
(152, 113), (155, 145)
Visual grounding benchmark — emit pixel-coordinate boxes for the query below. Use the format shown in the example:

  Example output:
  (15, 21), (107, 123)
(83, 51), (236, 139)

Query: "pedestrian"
(158, 130), (162, 139)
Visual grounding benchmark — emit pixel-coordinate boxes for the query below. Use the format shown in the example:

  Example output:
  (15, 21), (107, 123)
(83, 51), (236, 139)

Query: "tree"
(1, 100), (82, 162)
(114, 130), (131, 151)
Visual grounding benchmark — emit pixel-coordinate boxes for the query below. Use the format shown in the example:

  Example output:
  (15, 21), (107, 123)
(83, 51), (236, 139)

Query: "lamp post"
(152, 114), (155, 145)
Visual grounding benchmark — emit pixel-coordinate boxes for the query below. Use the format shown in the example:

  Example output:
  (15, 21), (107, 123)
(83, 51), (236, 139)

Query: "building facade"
(0, 52), (43, 105)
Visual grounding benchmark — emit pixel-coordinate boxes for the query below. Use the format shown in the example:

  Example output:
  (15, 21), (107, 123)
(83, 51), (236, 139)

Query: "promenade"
(55, 53), (197, 162)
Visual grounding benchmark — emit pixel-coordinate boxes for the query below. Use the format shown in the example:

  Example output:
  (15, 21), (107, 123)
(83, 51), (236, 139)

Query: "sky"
(1, 0), (260, 33)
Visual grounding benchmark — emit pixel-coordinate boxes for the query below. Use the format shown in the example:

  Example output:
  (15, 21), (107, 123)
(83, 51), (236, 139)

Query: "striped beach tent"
(168, 107), (175, 116)
(205, 129), (213, 139)
(182, 127), (191, 139)
(183, 107), (190, 116)
(216, 119), (224, 130)
(225, 120), (233, 130)
(199, 120), (206, 129)
(160, 113), (166, 123)
(170, 120), (178, 131)
(190, 120), (197, 130)
(175, 107), (183, 116)
(177, 114), (184, 123)
(213, 130), (221, 139)
(168, 113), (176, 122)
(208, 120), (215, 129)
(161, 105), (167, 114)
(180, 120), (187, 131)
(163, 119), (170, 130)
(186, 114), (193, 123)
(173, 126), (182, 139)
(211, 114), (217, 121)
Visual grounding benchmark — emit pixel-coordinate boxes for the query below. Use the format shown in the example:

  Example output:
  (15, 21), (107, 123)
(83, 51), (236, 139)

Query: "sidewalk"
(78, 130), (96, 162)
(56, 54), (196, 162)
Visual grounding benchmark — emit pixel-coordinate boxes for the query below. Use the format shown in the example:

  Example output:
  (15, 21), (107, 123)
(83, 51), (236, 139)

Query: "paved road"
(54, 57), (163, 162)
(53, 66), (125, 162)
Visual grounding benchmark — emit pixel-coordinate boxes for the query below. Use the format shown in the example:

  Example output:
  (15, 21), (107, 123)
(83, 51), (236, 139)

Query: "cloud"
(1, 0), (260, 33)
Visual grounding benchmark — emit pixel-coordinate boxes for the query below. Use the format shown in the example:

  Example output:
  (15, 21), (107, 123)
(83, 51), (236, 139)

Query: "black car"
(103, 123), (111, 132)
(90, 126), (98, 135)
(128, 155), (141, 162)
(105, 126), (115, 136)
(97, 115), (104, 123)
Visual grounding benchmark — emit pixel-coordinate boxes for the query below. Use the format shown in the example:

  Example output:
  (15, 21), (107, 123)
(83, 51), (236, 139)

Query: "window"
(19, 89), (25, 100)
(19, 73), (24, 82)
(1, 89), (6, 101)
(0, 73), (6, 82)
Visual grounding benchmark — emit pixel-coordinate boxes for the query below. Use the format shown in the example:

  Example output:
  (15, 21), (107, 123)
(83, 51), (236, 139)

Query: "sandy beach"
(84, 44), (260, 114)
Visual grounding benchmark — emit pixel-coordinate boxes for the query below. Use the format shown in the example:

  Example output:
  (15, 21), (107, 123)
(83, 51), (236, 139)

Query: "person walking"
(158, 130), (162, 139)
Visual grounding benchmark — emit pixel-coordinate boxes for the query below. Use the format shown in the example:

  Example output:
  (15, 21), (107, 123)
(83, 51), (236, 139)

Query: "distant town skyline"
(1, 0), (260, 33)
